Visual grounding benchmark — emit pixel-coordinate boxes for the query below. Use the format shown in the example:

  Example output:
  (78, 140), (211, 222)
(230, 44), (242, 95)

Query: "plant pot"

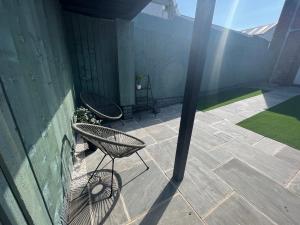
(136, 84), (142, 90)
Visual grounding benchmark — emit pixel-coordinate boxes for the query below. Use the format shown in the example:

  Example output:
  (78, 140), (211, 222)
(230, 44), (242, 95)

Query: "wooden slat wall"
(0, 0), (75, 224)
(63, 12), (120, 104)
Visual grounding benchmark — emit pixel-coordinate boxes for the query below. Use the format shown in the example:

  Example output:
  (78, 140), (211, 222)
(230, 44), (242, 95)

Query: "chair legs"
(79, 151), (149, 199)
(109, 158), (115, 198)
(79, 153), (107, 196)
(136, 152), (149, 170)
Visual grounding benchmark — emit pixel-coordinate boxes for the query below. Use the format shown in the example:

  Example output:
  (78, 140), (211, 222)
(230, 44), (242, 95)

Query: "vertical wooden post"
(172, 0), (216, 182)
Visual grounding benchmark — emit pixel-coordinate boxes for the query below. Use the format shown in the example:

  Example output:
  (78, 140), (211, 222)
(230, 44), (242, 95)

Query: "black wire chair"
(80, 92), (123, 120)
(72, 123), (149, 197)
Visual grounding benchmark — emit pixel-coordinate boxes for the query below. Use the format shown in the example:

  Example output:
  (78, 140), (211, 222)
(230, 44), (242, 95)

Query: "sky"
(176, 0), (285, 30)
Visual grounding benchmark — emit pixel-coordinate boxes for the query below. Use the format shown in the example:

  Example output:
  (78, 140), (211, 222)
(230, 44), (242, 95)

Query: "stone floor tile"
(208, 149), (233, 166)
(215, 159), (300, 225)
(275, 146), (300, 169)
(252, 137), (285, 155)
(191, 126), (228, 151)
(213, 120), (263, 145)
(214, 140), (299, 185)
(208, 108), (246, 123)
(146, 137), (178, 172)
(120, 161), (177, 220)
(145, 124), (177, 142)
(195, 111), (224, 124)
(205, 193), (276, 225)
(288, 171), (300, 197)
(189, 141), (220, 170)
(166, 158), (233, 217)
(131, 195), (204, 225)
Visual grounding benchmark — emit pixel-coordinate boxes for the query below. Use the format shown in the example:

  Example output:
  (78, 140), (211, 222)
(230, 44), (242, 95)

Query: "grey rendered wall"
(63, 12), (120, 104)
(116, 19), (136, 107)
(269, 0), (300, 84)
(134, 14), (269, 101)
(0, 0), (75, 224)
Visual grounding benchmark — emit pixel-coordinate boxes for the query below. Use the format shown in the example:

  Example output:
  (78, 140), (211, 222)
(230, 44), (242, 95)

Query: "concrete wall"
(116, 19), (136, 107)
(269, 0), (300, 85)
(0, 0), (75, 224)
(134, 14), (269, 102)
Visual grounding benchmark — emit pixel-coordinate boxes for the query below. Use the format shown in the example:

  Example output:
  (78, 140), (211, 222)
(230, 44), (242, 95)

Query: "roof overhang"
(60, 0), (152, 20)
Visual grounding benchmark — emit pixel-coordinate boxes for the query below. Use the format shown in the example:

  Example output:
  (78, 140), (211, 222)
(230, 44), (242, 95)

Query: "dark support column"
(172, 0), (216, 182)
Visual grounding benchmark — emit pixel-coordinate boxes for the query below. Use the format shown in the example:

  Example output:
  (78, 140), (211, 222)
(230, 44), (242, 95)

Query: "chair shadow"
(64, 169), (122, 225)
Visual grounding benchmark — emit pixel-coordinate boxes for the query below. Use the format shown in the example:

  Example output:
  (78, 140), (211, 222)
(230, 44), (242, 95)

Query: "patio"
(2, 0), (300, 224)
(67, 86), (300, 225)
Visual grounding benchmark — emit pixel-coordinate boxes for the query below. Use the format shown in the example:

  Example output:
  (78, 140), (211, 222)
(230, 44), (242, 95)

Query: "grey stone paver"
(213, 140), (299, 185)
(288, 171), (300, 197)
(146, 137), (178, 172)
(205, 193), (276, 225)
(275, 146), (300, 169)
(144, 124), (177, 142)
(130, 195), (204, 225)
(215, 159), (300, 225)
(195, 111), (223, 124)
(252, 137), (285, 155)
(120, 161), (177, 220)
(212, 120), (264, 145)
(188, 141), (221, 170)
(191, 126), (229, 150)
(166, 158), (233, 217)
(147, 137), (220, 173)
(208, 108), (246, 123)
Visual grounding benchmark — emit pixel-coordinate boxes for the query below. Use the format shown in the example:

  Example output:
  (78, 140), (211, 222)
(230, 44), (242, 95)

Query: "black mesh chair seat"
(72, 123), (148, 198)
(72, 123), (146, 158)
(80, 92), (123, 120)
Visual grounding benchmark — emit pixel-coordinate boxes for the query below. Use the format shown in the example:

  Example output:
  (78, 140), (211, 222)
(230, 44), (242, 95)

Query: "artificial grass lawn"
(238, 95), (300, 150)
(197, 88), (264, 111)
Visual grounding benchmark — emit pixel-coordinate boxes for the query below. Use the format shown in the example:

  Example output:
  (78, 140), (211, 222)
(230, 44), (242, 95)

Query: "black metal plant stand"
(135, 75), (158, 116)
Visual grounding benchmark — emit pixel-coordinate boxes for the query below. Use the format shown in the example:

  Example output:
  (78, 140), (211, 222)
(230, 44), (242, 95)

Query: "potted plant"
(73, 106), (101, 125)
(136, 74), (144, 90)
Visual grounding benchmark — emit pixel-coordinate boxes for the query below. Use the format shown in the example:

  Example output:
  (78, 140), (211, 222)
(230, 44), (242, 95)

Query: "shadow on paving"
(138, 181), (178, 225)
(64, 169), (122, 225)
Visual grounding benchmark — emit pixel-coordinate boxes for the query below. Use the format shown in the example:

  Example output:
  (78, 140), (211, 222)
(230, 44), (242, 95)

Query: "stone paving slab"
(275, 146), (300, 169)
(191, 126), (229, 150)
(212, 120), (264, 145)
(144, 124), (177, 142)
(130, 195), (204, 225)
(215, 158), (300, 225)
(205, 193), (276, 225)
(120, 161), (177, 220)
(189, 141), (221, 170)
(195, 111), (224, 125)
(288, 171), (300, 197)
(166, 158), (233, 217)
(147, 137), (221, 172)
(252, 137), (285, 155)
(208, 148), (233, 165)
(208, 108), (246, 123)
(146, 137), (178, 172)
(213, 140), (299, 185)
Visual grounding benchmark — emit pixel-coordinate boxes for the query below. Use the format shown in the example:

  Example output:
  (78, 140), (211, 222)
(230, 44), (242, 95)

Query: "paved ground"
(67, 86), (300, 225)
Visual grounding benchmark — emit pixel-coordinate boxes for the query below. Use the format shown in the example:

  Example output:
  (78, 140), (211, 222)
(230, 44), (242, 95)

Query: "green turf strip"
(238, 95), (300, 150)
(197, 88), (264, 111)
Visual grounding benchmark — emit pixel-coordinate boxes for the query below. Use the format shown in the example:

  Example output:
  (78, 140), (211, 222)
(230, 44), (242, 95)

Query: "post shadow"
(138, 180), (179, 225)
